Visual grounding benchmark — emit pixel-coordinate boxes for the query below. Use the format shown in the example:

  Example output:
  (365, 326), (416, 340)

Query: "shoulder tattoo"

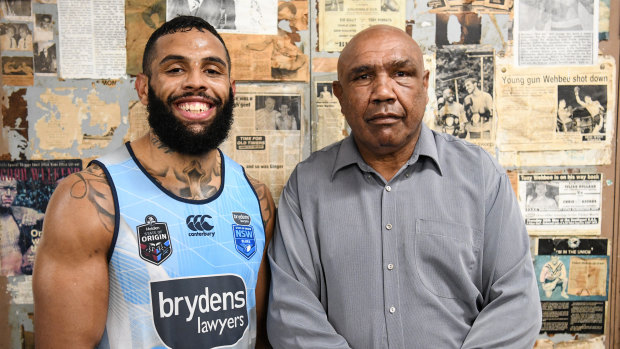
(69, 164), (115, 233)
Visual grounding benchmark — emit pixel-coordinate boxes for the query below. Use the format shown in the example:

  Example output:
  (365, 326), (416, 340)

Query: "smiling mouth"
(177, 101), (212, 113)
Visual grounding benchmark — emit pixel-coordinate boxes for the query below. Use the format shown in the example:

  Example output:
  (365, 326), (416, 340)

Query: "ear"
(135, 73), (149, 106)
(422, 70), (430, 103)
(231, 80), (236, 96)
(332, 80), (343, 100)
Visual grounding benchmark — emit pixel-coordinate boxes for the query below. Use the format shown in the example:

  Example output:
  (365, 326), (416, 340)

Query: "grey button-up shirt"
(267, 124), (542, 348)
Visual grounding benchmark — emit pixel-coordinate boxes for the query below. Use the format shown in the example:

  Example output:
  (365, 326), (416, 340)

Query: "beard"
(147, 85), (235, 155)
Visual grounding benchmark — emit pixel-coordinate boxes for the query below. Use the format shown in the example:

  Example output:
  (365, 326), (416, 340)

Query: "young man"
(267, 25), (541, 348)
(33, 16), (274, 348)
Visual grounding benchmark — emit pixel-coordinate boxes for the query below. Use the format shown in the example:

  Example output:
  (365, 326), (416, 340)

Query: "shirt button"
(389, 306), (396, 313)
(385, 185), (391, 192)
(387, 263), (394, 270)
(386, 223), (392, 230)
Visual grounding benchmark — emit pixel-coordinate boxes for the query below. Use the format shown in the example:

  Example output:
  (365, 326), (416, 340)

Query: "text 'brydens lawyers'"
(158, 287), (246, 334)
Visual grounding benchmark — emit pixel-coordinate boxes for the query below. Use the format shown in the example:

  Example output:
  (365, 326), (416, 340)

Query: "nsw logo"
(233, 225), (256, 259)
(137, 215), (172, 265)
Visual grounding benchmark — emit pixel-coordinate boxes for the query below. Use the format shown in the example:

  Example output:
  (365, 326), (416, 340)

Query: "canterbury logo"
(186, 215), (214, 231)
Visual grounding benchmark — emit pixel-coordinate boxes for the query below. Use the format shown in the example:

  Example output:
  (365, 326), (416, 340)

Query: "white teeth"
(179, 102), (209, 113)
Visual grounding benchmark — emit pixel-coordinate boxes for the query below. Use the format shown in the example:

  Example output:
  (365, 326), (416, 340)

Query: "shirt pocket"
(414, 219), (480, 300)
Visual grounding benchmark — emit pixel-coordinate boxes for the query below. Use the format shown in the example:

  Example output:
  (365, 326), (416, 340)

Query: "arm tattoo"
(248, 177), (274, 228)
(69, 164), (115, 233)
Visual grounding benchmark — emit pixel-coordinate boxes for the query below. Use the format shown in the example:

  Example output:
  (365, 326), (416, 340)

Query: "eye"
(165, 66), (184, 74)
(204, 68), (223, 75)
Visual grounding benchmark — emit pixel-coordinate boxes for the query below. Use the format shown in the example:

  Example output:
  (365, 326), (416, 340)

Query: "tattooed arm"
(33, 164), (115, 348)
(248, 176), (276, 349)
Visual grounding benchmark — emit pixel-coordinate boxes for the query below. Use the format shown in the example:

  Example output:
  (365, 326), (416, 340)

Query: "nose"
(370, 73), (396, 104)
(183, 66), (207, 91)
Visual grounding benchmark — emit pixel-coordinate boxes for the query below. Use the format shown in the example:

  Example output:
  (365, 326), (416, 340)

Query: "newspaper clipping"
(219, 84), (305, 204)
(535, 238), (608, 334)
(495, 56), (616, 164)
(57, 0), (126, 79)
(428, 0), (513, 13)
(221, 1), (309, 81)
(166, 0), (278, 35)
(313, 80), (348, 151)
(318, 0), (405, 52)
(514, 0), (598, 66)
(518, 173), (602, 236)
(432, 45), (495, 150)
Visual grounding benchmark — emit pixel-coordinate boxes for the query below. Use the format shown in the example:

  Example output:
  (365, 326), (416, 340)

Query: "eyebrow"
(348, 58), (417, 76)
(158, 55), (227, 68)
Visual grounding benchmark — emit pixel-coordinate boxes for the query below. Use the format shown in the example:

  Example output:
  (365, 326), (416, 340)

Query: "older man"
(267, 25), (541, 348)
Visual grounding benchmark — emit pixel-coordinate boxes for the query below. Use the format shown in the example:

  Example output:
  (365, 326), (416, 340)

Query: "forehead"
(152, 29), (227, 65)
(0, 178), (17, 186)
(339, 28), (421, 73)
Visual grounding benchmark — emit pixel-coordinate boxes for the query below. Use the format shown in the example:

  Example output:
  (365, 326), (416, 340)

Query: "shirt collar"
(331, 123), (443, 180)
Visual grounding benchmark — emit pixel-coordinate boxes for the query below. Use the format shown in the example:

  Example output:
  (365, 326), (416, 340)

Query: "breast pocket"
(414, 219), (480, 300)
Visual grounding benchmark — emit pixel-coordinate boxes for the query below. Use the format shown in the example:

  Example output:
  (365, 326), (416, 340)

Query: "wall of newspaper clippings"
(0, 0), (619, 347)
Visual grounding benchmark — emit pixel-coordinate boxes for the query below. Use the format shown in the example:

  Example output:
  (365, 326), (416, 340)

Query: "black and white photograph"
(0, 0), (32, 19)
(556, 84), (607, 134)
(526, 182), (559, 210)
(518, 0), (594, 32)
(2, 56), (33, 76)
(33, 42), (56, 74)
(255, 95), (300, 131)
(34, 14), (54, 43)
(316, 82), (336, 102)
(325, 0), (343, 11)
(13, 23), (31, 50)
(0, 23), (17, 50)
(435, 12), (481, 47)
(167, 0), (236, 30)
(435, 46), (494, 140)
(380, 0), (400, 12)
(0, 23), (32, 51)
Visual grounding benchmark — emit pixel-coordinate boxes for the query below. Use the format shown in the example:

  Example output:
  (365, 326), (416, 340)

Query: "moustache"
(167, 92), (223, 107)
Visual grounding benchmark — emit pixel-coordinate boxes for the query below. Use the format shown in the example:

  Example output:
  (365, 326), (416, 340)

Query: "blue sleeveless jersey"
(93, 144), (265, 349)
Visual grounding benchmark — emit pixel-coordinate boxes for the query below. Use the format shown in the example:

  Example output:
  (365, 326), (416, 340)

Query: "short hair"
(39, 14), (52, 23)
(278, 1), (297, 15)
(141, 15), (231, 76)
(464, 78), (478, 86)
